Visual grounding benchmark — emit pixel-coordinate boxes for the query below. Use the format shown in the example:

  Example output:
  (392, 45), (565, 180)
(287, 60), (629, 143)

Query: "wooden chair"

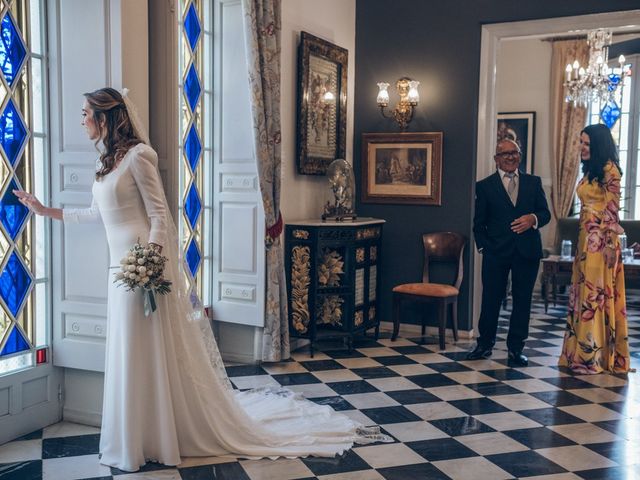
(391, 232), (466, 350)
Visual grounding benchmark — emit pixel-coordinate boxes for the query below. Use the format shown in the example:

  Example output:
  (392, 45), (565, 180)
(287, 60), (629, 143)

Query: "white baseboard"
(379, 321), (475, 340)
(62, 407), (102, 428)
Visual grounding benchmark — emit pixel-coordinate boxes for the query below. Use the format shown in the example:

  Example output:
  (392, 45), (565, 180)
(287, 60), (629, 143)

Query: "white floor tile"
(240, 458), (314, 480)
(42, 454), (111, 480)
(0, 439), (42, 463)
(381, 421), (449, 442)
(354, 443), (427, 469)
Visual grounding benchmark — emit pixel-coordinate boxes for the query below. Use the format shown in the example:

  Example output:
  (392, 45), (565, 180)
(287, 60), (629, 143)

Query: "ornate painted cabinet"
(284, 218), (384, 356)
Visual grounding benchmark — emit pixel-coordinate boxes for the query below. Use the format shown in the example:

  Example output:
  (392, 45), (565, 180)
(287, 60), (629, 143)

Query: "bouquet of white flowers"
(113, 241), (172, 316)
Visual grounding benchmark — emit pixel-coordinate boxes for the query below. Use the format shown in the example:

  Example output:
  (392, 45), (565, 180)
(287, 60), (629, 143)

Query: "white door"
(210, 0), (265, 328)
(48, 0), (149, 373)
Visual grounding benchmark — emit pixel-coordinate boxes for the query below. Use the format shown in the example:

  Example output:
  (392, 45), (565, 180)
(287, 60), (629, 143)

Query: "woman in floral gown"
(559, 124), (631, 374)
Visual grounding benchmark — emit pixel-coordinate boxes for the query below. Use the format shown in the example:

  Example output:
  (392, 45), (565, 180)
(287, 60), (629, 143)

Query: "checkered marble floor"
(1, 296), (639, 480)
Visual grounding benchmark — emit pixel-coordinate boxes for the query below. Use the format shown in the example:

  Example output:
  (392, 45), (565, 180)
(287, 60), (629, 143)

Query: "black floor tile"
(225, 365), (267, 377)
(427, 362), (472, 373)
(377, 462), (451, 480)
(427, 417), (495, 437)
(530, 390), (592, 407)
(504, 427), (576, 449)
(14, 430), (42, 441)
(469, 382), (522, 397)
(327, 380), (379, 395)
(42, 434), (100, 459)
(405, 374), (458, 388)
(111, 460), (174, 475)
(480, 369), (533, 381)
(577, 465), (640, 479)
(311, 396), (355, 411)
(449, 398), (510, 415)
(388, 345), (432, 355)
(299, 359), (345, 371)
(585, 441), (640, 465)
(372, 355), (418, 366)
(407, 437), (477, 461)
(518, 407), (583, 426)
(487, 450), (567, 477)
(441, 351), (476, 361)
(600, 401), (630, 413)
(349, 367), (399, 379)
(179, 462), (251, 480)
(593, 419), (635, 437)
(405, 336), (440, 345)
(360, 406), (422, 424)
(0, 461), (42, 480)
(322, 350), (366, 359)
(302, 449), (370, 476)
(541, 377), (596, 389)
(271, 373), (322, 386)
(385, 389), (440, 405)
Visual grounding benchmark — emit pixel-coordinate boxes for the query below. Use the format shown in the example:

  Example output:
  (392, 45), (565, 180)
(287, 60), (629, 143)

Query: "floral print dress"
(559, 162), (631, 374)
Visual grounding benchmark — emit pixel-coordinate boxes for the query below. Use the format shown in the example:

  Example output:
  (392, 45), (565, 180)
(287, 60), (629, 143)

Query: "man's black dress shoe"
(508, 350), (528, 366)
(466, 344), (492, 360)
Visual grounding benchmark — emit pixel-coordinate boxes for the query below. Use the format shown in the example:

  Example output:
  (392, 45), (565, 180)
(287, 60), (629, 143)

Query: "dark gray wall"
(354, 0), (638, 331)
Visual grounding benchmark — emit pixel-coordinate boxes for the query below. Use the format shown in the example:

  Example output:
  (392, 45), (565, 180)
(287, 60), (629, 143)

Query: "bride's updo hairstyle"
(84, 87), (143, 180)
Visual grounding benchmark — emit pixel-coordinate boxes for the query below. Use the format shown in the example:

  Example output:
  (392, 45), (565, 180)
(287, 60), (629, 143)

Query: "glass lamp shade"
(407, 80), (420, 104)
(376, 82), (390, 106)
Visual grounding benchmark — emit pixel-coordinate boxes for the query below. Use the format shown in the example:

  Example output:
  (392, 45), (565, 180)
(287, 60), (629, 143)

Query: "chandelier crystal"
(563, 29), (631, 108)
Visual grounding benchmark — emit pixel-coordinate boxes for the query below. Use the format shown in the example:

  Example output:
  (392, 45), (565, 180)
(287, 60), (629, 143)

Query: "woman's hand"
(13, 190), (48, 216)
(148, 242), (163, 254)
(603, 245), (617, 268)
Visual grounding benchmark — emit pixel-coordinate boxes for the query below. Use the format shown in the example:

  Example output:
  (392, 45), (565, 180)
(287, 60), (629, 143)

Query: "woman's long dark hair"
(581, 123), (622, 183)
(84, 87), (143, 180)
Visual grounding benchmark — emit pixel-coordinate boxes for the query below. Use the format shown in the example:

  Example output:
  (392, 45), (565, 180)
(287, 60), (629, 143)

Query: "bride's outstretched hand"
(13, 190), (47, 216)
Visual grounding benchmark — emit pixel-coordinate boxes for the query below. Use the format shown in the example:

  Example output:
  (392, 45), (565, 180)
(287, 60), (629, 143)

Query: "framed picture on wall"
(361, 132), (443, 205)
(296, 31), (348, 175)
(496, 112), (536, 174)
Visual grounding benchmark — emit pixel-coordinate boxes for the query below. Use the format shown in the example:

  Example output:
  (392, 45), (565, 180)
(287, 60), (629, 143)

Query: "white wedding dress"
(63, 143), (387, 472)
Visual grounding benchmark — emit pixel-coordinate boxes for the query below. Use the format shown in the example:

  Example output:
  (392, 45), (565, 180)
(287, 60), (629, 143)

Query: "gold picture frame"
(361, 132), (443, 205)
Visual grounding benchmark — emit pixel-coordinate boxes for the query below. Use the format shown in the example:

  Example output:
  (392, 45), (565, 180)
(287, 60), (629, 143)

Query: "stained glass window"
(178, 0), (210, 302)
(584, 58), (639, 219)
(0, 0), (49, 375)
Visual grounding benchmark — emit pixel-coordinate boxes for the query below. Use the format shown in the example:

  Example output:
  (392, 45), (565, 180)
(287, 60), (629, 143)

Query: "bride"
(15, 87), (389, 472)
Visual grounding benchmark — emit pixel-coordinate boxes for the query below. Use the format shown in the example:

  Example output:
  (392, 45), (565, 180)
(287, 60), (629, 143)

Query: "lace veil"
(121, 88), (233, 390)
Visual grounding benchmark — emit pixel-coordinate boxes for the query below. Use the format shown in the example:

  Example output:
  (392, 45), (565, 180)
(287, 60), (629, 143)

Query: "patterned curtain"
(549, 39), (589, 240)
(242, 0), (289, 362)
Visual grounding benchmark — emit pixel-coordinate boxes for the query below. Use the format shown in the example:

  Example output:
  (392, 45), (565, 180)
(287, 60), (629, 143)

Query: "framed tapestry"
(496, 112), (536, 174)
(361, 132), (443, 205)
(296, 31), (348, 175)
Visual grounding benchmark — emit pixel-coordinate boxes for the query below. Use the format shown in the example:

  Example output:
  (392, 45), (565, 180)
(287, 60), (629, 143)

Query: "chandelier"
(564, 29), (631, 109)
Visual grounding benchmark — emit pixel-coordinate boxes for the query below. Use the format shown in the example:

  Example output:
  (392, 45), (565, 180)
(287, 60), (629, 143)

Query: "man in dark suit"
(469, 139), (551, 366)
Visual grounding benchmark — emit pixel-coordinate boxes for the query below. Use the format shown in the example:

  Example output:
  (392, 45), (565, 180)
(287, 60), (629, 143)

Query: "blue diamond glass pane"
(0, 251), (32, 318)
(0, 178), (29, 240)
(0, 99), (28, 166)
(0, 325), (30, 357)
(185, 239), (201, 277)
(184, 125), (201, 172)
(608, 73), (621, 92)
(184, 183), (201, 229)
(0, 13), (27, 87)
(184, 3), (201, 52)
(184, 64), (201, 112)
(600, 100), (621, 129)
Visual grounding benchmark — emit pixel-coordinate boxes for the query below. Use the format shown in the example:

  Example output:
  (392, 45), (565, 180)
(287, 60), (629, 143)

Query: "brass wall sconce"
(376, 77), (420, 131)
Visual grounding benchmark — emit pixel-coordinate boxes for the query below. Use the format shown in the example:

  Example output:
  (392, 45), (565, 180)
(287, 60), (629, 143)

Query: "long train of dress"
(64, 143), (389, 472)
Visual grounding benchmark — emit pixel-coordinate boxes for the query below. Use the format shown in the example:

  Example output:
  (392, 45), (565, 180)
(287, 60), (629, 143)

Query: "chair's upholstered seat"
(392, 283), (459, 298)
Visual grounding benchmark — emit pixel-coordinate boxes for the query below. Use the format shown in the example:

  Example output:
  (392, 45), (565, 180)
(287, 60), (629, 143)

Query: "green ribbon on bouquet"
(143, 289), (157, 317)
